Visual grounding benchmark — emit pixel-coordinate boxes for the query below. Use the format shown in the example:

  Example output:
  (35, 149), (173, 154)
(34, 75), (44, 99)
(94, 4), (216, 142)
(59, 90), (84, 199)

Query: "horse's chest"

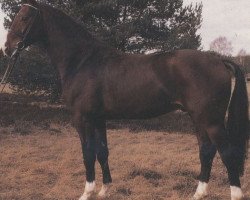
(63, 77), (102, 113)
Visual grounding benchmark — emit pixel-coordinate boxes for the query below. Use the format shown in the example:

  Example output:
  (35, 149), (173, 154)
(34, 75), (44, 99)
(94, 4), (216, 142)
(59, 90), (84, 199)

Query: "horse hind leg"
(205, 124), (244, 200)
(193, 144), (217, 200)
(192, 125), (217, 200)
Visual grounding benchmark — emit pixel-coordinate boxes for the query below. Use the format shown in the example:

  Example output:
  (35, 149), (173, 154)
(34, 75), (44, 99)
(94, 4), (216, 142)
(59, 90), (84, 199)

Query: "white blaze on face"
(230, 186), (244, 200)
(193, 181), (208, 200)
(79, 181), (96, 200)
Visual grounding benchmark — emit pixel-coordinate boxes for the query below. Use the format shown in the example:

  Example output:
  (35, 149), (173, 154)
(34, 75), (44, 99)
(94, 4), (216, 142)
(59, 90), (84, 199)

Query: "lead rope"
(0, 52), (20, 94)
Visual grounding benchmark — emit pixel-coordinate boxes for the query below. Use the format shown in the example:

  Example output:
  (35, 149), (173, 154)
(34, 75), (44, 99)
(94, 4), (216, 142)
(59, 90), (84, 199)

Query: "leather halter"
(8, 4), (40, 58)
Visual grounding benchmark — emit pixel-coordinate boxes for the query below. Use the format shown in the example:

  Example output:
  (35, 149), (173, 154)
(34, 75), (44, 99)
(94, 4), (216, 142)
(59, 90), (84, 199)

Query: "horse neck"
(40, 6), (106, 82)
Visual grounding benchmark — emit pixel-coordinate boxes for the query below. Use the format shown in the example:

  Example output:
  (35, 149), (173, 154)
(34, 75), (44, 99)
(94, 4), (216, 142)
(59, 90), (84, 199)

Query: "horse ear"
(22, 0), (38, 7)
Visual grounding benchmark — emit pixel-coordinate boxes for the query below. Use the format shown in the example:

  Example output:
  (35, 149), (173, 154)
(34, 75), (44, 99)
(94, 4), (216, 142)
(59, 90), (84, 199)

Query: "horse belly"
(103, 86), (176, 119)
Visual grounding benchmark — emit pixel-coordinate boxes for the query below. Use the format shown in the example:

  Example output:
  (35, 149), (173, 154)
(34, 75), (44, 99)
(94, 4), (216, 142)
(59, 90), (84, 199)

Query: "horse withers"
(3, 0), (249, 199)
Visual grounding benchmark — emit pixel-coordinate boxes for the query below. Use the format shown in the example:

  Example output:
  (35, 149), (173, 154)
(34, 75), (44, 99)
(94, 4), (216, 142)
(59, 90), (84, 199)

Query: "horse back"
(64, 49), (231, 120)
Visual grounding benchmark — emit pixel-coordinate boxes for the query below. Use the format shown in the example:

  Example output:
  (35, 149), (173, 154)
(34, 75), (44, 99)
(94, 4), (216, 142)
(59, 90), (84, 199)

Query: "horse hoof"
(79, 194), (91, 200)
(79, 181), (96, 200)
(192, 192), (208, 200)
(192, 181), (208, 200)
(231, 196), (244, 200)
(98, 184), (110, 198)
(231, 186), (244, 200)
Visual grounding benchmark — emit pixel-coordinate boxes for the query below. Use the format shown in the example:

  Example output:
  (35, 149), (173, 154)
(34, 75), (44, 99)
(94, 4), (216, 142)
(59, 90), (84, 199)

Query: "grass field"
(0, 83), (250, 200)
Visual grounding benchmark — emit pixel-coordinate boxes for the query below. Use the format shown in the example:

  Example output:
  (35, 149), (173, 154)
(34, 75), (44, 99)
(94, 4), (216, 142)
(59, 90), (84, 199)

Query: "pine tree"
(1, 0), (202, 52)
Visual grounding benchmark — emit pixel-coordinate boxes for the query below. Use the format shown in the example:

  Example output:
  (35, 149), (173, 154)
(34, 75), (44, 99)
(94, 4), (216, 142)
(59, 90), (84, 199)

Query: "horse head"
(3, 0), (44, 57)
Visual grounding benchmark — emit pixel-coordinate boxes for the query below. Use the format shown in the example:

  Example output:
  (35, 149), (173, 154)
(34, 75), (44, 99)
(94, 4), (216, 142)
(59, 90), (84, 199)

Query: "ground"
(1, 115), (250, 200)
(0, 84), (250, 200)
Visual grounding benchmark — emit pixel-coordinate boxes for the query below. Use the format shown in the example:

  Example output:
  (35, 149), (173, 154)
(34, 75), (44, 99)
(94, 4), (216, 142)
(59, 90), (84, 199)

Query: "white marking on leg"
(193, 181), (208, 200)
(98, 184), (110, 198)
(230, 186), (244, 200)
(79, 181), (96, 200)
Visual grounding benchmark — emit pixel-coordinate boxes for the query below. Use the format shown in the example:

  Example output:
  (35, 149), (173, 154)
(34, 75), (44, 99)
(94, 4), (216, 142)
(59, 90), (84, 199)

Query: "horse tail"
(223, 59), (249, 176)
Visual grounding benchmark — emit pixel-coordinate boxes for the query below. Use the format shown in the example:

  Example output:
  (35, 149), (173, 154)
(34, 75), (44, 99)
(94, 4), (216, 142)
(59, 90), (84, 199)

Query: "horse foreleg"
(75, 117), (97, 200)
(95, 117), (112, 198)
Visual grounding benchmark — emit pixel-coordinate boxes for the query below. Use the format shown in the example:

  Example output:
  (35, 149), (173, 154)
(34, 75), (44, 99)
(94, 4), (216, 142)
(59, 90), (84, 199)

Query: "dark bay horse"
(3, 0), (249, 199)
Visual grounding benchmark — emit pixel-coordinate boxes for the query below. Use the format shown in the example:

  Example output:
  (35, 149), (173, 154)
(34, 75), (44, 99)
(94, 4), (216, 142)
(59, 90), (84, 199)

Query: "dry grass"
(0, 82), (250, 200)
(0, 123), (250, 200)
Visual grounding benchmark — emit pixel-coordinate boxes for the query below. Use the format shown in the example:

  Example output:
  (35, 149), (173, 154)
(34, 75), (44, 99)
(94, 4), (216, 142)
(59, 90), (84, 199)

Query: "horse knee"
(97, 146), (109, 164)
(200, 143), (216, 163)
(83, 138), (95, 156)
